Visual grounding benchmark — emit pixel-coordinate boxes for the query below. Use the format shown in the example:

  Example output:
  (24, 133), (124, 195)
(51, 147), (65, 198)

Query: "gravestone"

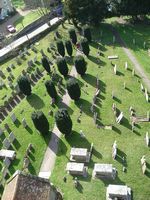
(114, 65), (117, 75)
(10, 63), (15, 69)
(113, 36), (115, 43)
(23, 157), (30, 170)
(125, 62), (128, 70)
(9, 132), (16, 143)
(16, 57), (22, 65)
(112, 103), (116, 113)
(14, 83), (20, 94)
(112, 140), (117, 159)
(3, 138), (11, 149)
(145, 92), (149, 102)
(4, 123), (10, 132)
(133, 38), (136, 45)
(131, 121), (135, 132)
(0, 70), (4, 77)
(123, 82), (126, 89)
(90, 103), (95, 113)
(22, 118), (27, 128)
(140, 83), (144, 92)
(132, 69), (135, 76)
(143, 41), (146, 49)
(2, 166), (8, 178)
(116, 112), (123, 124)
(6, 66), (11, 72)
(34, 56), (37, 63)
(3, 157), (11, 168)
(10, 113), (17, 123)
(145, 132), (149, 146)
(93, 112), (98, 124)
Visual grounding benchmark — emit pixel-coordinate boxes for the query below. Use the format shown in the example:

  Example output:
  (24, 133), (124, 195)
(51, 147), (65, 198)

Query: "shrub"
(55, 108), (72, 136)
(66, 78), (81, 101)
(56, 40), (65, 57)
(74, 55), (87, 76)
(31, 111), (49, 134)
(83, 25), (92, 42)
(68, 28), (77, 45)
(18, 75), (31, 96)
(80, 38), (90, 56)
(41, 57), (51, 73)
(65, 40), (73, 56)
(56, 57), (68, 77)
(45, 80), (57, 99)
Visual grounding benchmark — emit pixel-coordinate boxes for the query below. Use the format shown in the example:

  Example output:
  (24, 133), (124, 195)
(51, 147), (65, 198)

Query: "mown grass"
(51, 22), (150, 200)
(110, 17), (150, 79)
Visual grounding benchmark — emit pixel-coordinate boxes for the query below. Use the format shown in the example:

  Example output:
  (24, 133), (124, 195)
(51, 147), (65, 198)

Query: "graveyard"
(0, 18), (150, 200)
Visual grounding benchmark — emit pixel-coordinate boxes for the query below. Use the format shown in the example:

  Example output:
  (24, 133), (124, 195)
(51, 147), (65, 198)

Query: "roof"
(2, 170), (62, 200)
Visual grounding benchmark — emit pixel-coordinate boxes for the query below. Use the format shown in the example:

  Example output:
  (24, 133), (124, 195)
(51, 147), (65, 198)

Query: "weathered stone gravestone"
(2, 166), (8, 178)
(93, 112), (98, 124)
(133, 38), (136, 45)
(10, 113), (17, 123)
(28, 60), (33, 68)
(0, 70), (4, 77)
(125, 62), (128, 70)
(16, 57), (22, 65)
(132, 69), (135, 76)
(131, 121), (135, 132)
(14, 83), (20, 94)
(140, 83), (144, 92)
(3, 157), (11, 168)
(22, 118), (27, 128)
(141, 155), (146, 174)
(3, 138), (11, 149)
(143, 41), (146, 49)
(23, 157), (30, 170)
(145, 132), (149, 146)
(33, 56), (37, 63)
(113, 36), (116, 43)
(8, 81), (13, 89)
(123, 82), (126, 89)
(6, 66), (11, 72)
(90, 103), (95, 113)
(116, 112), (123, 124)
(4, 123), (10, 132)
(8, 132), (16, 143)
(112, 140), (117, 159)
(114, 65), (117, 75)
(10, 63), (15, 69)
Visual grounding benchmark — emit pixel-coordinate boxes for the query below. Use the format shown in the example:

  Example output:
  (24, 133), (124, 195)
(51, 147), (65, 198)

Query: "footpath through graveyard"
(111, 26), (150, 92)
(39, 65), (78, 178)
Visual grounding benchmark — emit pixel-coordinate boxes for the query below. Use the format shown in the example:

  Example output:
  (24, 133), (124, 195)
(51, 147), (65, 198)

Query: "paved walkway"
(111, 26), (150, 92)
(39, 66), (77, 177)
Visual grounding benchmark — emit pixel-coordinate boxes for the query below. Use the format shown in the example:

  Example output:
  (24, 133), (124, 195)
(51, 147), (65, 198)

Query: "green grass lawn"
(110, 17), (150, 79)
(14, 11), (41, 32)
(12, 0), (25, 9)
(0, 20), (150, 200)
(50, 22), (150, 200)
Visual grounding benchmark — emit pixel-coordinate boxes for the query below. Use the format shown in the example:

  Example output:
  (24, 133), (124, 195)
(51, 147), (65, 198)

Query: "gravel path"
(111, 26), (150, 92)
(39, 65), (77, 177)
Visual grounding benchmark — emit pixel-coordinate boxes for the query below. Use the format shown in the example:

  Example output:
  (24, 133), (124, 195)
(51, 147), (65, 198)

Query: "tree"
(56, 57), (68, 77)
(56, 40), (65, 57)
(45, 80), (57, 99)
(64, 0), (108, 25)
(41, 57), (51, 73)
(68, 28), (77, 45)
(31, 111), (49, 134)
(18, 75), (31, 96)
(80, 38), (90, 56)
(65, 40), (73, 56)
(66, 78), (81, 101)
(55, 108), (72, 136)
(74, 55), (87, 76)
(83, 25), (92, 42)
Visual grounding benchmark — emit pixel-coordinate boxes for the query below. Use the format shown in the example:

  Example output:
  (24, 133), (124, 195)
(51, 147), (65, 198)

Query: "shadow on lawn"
(88, 55), (106, 66)
(75, 98), (92, 117)
(82, 73), (106, 93)
(27, 93), (45, 109)
(116, 148), (128, 167)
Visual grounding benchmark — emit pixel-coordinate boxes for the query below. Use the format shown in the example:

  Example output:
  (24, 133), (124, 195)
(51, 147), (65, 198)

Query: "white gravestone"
(140, 83), (144, 92)
(125, 62), (128, 70)
(116, 112), (123, 124)
(3, 157), (11, 168)
(22, 118), (27, 128)
(114, 65), (117, 75)
(145, 132), (149, 146)
(112, 140), (117, 159)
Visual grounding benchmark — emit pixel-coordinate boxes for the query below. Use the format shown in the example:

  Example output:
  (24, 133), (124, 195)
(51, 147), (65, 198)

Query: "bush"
(45, 80), (57, 99)
(68, 28), (77, 45)
(56, 40), (65, 57)
(80, 38), (90, 56)
(83, 25), (92, 42)
(66, 78), (81, 101)
(65, 40), (73, 56)
(18, 75), (31, 96)
(56, 57), (68, 77)
(55, 108), (72, 136)
(31, 111), (49, 134)
(74, 55), (87, 76)
(41, 57), (51, 73)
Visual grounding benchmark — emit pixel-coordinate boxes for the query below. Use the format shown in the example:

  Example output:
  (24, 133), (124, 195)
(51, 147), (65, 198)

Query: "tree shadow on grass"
(13, 138), (21, 150)
(88, 55), (106, 66)
(9, 158), (20, 176)
(27, 93), (45, 109)
(57, 137), (68, 157)
(75, 98), (92, 117)
(145, 162), (150, 178)
(112, 125), (122, 134)
(28, 162), (36, 175)
(116, 148), (127, 167)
